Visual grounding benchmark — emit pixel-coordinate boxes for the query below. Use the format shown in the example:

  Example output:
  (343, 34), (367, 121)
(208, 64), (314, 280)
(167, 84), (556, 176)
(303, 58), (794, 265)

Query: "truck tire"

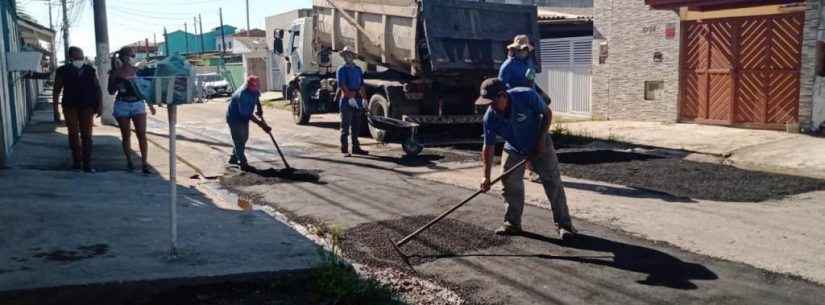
(368, 94), (391, 142)
(291, 89), (310, 125)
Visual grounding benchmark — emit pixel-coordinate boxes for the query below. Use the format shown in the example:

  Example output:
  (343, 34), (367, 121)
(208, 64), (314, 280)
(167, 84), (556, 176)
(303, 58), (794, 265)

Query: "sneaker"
(558, 224), (578, 240)
(494, 225), (522, 236)
(352, 148), (369, 155)
(228, 157), (239, 165)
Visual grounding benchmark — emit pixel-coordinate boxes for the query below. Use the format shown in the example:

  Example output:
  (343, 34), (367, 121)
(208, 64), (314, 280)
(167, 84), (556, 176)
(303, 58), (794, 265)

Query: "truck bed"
(313, 0), (539, 77)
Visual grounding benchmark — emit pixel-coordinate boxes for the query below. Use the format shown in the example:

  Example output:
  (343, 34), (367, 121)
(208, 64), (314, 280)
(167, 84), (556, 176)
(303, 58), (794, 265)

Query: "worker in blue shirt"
(499, 35), (535, 89)
(226, 75), (271, 171)
(337, 46), (368, 156)
(500, 35), (551, 105)
(476, 78), (577, 239)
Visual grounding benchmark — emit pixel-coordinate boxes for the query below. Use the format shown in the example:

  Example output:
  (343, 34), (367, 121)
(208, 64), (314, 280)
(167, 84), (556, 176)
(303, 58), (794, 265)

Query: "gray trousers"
(340, 104), (362, 150)
(501, 134), (572, 228)
(228, 120), (249, 164)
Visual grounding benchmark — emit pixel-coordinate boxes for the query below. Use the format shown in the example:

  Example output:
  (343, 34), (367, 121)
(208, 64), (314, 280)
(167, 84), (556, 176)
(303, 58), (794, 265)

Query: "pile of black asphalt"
(555, 150), (825, 202)
(340, 215), (510, 269)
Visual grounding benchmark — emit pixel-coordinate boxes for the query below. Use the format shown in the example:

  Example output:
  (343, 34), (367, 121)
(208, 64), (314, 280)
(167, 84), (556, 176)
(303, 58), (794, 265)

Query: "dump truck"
(275, 0), (540, 156)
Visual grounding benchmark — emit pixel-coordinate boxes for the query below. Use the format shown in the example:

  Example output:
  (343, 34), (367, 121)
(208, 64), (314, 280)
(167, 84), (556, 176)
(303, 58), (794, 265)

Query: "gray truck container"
(312, 0), (540, 77)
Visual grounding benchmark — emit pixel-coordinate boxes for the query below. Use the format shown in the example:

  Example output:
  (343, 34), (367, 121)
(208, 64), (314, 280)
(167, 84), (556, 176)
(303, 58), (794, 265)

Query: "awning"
(646, 0), (800, 10)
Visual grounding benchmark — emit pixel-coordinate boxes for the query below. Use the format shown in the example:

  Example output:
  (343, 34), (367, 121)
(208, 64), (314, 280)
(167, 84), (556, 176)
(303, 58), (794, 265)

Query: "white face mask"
(71, 60), (84, 68)
(127, 57), (137, 66)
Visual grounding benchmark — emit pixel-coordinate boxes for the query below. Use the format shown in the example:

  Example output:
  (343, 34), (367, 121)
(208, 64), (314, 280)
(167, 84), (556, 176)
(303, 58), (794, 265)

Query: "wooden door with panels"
(680, 12), (804, 128)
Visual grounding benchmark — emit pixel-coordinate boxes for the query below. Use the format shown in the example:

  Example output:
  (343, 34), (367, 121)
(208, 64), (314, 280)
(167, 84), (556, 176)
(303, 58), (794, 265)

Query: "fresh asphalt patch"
(556, 150), (825, 202)
(340, 216), (510, 269)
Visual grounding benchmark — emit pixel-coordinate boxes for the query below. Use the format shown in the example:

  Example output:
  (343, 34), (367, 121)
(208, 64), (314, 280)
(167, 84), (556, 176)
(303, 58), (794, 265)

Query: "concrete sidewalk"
(0, 99), (320, 292)
(558, 120), (825, 179)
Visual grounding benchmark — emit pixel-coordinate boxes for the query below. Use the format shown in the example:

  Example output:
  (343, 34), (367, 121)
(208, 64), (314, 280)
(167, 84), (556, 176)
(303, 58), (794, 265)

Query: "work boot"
(352, 147), (369, 155)
(494, 224), (522, 236)
(558, 223), (578, 240)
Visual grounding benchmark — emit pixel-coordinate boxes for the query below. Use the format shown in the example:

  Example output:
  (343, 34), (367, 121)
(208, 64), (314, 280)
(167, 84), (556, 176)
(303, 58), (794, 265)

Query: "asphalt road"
(148, 101), (825, 305)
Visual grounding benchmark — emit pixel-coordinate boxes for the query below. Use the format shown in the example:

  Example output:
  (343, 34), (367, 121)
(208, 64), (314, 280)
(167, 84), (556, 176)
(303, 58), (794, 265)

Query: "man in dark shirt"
(52, 46), (102, 172)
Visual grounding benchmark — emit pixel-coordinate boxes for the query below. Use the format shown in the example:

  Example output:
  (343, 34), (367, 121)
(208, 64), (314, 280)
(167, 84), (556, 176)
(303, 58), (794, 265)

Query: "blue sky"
(20, 0), (312, 61)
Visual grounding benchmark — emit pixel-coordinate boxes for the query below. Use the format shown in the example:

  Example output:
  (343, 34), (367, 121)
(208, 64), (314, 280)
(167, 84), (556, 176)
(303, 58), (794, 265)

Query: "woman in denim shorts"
(108, 47), (156, 174)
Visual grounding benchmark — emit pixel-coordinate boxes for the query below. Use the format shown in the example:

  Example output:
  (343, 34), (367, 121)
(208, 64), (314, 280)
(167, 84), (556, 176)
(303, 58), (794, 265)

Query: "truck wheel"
(402, 138), (423, 157)
(291, 89), (310, 125)
(368, 94), (390, 142)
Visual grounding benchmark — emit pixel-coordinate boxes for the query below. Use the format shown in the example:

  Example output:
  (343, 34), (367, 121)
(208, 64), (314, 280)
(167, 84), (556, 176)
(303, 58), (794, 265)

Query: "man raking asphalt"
(388, 78), (577, 270)
(226, 75), (319, 182)
(477, 78), (577, 239)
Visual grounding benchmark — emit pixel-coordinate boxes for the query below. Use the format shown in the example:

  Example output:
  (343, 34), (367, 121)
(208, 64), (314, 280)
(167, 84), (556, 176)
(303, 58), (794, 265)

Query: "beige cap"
(507, 34), (534, 51)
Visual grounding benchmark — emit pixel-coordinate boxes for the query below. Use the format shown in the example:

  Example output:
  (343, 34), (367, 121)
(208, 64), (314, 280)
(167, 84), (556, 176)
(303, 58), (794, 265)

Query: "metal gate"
(680, 13), (803, 128)
(537, 36), (592, 117)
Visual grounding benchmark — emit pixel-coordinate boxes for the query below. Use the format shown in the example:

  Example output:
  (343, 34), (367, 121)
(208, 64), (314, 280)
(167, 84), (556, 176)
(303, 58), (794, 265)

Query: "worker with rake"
(476, 78), (577, 239)
(226, 75), (271, 171)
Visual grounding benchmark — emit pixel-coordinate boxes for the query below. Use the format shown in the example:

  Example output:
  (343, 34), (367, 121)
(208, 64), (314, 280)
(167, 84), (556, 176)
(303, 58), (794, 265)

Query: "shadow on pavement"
(562, 181), (696, 203)
(519, 232), (718, 290)
(307, 121), (341, 130)
(351, 153), (446, 168)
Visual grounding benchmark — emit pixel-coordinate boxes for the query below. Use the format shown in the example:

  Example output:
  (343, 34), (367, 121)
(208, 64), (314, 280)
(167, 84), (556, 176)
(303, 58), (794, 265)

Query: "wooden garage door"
(680, 13), (804, 128)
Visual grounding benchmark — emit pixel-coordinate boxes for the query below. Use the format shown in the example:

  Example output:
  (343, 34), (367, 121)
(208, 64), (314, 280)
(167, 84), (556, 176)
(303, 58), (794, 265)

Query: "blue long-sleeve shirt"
(498, 56), (533, 89)
(226, 87), (260, 123)
(337, 64), (365, 109)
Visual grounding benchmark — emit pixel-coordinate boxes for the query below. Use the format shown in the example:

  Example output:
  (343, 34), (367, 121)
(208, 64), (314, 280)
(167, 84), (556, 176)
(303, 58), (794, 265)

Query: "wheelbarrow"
(366, 115), (423, 157)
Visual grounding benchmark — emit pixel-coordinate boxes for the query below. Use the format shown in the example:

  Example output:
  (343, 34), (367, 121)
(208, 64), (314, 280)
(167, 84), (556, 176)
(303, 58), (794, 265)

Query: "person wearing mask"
(52, 46), (102, 172)
(226, 75), (271, 171)
(476, 78), (577, 239)
(336, 46), (368, 156)
(109, 46), (156, 174)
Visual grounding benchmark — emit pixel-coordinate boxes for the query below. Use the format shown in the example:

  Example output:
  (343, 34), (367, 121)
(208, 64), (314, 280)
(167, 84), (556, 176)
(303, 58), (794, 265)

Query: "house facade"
(160, 25), (237, 55)
(593, 0), (825, 131)
(1, 1), (53, 167)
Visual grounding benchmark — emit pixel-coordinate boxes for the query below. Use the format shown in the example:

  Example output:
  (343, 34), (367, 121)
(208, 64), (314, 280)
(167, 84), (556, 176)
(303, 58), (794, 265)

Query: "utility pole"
(193, 16), (199, 53)
(219, 8), (226, 53)
(60, 0), (69, 60)
(92, 0), (116, 125)
(48, 0), (59, 122)
(164, 27), (170, 57)
(219, 8), (226, 79)
(153, 33), (157, 56)
(184, 22), (190, 54)
(245, 0), (250, 33)
(198, 14), (205, 54)
(47, 1), (57, 70)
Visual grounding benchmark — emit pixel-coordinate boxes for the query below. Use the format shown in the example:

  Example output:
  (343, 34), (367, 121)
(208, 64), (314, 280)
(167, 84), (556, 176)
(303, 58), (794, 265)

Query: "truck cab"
(277, 17), (347, 125)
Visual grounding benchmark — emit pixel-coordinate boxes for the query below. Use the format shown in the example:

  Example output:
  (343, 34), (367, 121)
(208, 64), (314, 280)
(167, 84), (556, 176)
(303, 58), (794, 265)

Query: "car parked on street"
(197, 73), (232, 98)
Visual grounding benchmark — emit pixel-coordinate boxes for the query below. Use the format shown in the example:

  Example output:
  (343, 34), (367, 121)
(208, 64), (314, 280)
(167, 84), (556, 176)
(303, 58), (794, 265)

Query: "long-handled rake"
(389, 158), (529, 270)
(258, 119), (321, 182)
